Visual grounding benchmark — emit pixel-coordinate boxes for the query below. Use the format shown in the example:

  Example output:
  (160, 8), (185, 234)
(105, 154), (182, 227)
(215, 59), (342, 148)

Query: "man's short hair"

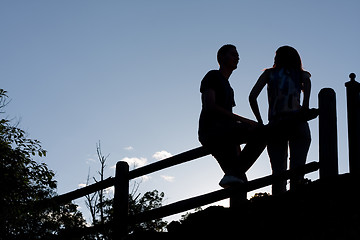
(217, 44), (236, 65)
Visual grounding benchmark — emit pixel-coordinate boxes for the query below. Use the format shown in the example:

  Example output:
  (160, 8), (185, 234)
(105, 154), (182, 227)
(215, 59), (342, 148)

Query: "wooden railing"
(126, 161), (319, 224)
(40, 74), (360, 239)
(345, 73), (360, 175)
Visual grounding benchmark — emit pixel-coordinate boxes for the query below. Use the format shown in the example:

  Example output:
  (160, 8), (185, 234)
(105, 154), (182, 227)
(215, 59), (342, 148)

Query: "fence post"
(113, 161), (129, 240)
(229, 191), (246, 208)
(345, 73), (360, 176)
(318, 88), (339, 178)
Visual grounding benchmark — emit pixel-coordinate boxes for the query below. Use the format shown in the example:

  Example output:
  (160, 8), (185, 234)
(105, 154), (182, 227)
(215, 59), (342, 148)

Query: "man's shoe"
(219, 175), (245, 188)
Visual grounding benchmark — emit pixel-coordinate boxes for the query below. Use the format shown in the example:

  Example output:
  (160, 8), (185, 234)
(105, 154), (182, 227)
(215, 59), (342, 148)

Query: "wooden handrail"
(129, 161), (319, 223)
(37, 177), (115, 208)
(129, 146), (210, 179)
(40, 146), (209, 207)
(53, 161), (319, 239)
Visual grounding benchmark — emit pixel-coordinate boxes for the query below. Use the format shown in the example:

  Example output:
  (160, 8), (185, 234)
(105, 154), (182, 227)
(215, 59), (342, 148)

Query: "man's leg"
(210, 143), (242, 177)
(238, 126), (267, 172)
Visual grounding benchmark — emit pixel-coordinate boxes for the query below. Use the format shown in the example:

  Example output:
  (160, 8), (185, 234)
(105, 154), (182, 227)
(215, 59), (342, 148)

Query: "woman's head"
(273, 46), (303, 70)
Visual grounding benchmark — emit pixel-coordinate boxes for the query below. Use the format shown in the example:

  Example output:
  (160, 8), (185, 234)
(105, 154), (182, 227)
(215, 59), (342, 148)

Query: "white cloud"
(124, 146), (134, 151)
(119, 157), (147, 168)
(141, 175), (151, 182)
(86, 157), (96, 164)
(78, 183), (87, 188)
(104, 186), (114, 194)
(152, 150), (172, 160)
(161, 175), (175, 182)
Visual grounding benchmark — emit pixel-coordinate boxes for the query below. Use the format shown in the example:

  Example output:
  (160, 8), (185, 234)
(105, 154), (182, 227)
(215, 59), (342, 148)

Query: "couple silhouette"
(198, 44), (316, 195)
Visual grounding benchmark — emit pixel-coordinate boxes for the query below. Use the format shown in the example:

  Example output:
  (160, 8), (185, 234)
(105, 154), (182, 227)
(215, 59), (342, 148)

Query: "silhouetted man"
(198, 44), (266, 188)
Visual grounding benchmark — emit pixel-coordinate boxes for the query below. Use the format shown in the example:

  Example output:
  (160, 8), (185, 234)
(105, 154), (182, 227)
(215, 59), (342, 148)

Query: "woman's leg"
(267, 139), (288, 195)
(289, 122), (311, 190)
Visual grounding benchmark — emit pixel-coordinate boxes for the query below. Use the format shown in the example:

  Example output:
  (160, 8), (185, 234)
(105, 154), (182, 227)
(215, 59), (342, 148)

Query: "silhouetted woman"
(249, 46), (312, 195)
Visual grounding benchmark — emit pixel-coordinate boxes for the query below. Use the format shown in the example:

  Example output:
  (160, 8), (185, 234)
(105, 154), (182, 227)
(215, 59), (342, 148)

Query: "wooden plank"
(128, 146), (210, 179)
(38, 147), (209, 208)
(37, 177), (115, 208)
(129, 162), (319, 223)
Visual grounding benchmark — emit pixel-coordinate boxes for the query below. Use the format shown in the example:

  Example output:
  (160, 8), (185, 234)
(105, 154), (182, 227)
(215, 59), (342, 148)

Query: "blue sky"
(1, 0), (360, 223)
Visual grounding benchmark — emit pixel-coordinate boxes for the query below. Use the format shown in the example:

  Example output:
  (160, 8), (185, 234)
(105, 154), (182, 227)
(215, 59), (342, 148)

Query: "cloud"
(124, 146), (134, 151)
(118, 157), (147, 168)
(104, 186), (114, 194)
(161, 175), (175, 182)
(152, 150), (172, 160)
(86, 157), (96, 164)
(78, 183), (87, 188)
(110, 162), (151, 182)
(141, 175), (151, 182)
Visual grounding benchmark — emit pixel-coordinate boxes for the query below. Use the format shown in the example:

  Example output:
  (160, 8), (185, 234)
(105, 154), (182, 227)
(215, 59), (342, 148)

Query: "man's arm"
(202, 89), (257, 126)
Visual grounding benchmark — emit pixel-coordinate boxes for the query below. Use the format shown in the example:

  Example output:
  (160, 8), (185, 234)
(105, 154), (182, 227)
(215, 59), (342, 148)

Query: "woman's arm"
(302, 72), (311, 109)
(249, 71), (268, 125)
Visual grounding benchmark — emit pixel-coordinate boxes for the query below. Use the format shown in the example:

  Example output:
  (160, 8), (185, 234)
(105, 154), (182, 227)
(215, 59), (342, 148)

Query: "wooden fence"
(345, 73), (360, 175)
(41, 74), (359, 240)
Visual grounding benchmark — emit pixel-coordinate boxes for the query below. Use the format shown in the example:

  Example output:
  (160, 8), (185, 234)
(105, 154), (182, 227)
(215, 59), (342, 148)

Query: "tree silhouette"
(84, 142), (167, 239)
(0, 89), (86, 239)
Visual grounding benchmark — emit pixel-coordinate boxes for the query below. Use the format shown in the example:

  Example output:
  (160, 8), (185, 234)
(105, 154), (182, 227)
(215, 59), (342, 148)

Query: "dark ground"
(127, 174), (360, 240)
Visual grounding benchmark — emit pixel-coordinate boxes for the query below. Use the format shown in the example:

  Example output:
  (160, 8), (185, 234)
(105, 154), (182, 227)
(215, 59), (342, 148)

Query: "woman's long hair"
(273, 46), (303, 70)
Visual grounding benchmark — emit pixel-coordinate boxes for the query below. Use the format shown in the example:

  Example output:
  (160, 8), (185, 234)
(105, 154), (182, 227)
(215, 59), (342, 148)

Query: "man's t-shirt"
(198, 70), (236, 138)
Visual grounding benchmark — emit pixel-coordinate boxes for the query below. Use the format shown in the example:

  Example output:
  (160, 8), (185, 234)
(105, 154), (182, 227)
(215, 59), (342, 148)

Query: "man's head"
(217, 44), (239, 70)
